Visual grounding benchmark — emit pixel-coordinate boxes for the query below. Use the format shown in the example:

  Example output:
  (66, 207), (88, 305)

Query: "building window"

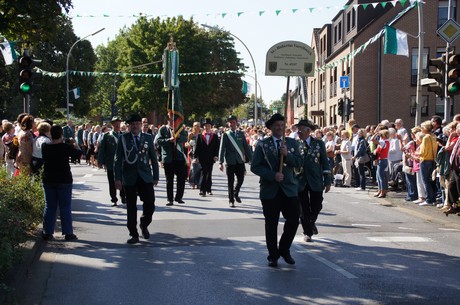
(346, 12), (351, 33)
(334, 25), (338, 44)
(410, 95), (428, 116)
(352, 9), (356, 28)
(411, 48), (428, 85)
(435, 96), (454, 116)
(329, 106), (333, 125)
(439, 1), (457, 28)
(338, 21), (342, 41)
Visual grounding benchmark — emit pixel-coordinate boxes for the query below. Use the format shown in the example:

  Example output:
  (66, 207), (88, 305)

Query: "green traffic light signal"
(448, 82), (460, 94)
(20, 82), (31, 93)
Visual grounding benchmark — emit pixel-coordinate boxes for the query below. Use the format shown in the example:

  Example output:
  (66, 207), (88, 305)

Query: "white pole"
(415, 0), (423, 126)
(201, 24), (257, 125)
(66, 28), (105, 120)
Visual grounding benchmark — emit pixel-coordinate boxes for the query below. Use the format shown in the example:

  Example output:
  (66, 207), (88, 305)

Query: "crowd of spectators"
(3, 113), (460, 220)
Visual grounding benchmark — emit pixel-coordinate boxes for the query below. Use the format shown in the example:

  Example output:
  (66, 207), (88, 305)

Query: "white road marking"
(295, 247), (357, 279)
(351, 224), (381, 227)
(398, 227), (417, 231)
(73, 181), (86, 185)
(438, 228), (460, 232)
(83, 174), (93, 178)
(368, 236), (432, 242)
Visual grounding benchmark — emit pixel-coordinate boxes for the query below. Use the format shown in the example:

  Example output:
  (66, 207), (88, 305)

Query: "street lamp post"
(66, 28), (105, 120)
(201, 24), (258, 126)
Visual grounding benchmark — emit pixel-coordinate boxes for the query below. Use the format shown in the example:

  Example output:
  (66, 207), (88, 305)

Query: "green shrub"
(0, 168), (44, 281)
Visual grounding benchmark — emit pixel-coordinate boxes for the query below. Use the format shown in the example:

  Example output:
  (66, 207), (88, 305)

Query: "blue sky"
(69, 0), (344, 104)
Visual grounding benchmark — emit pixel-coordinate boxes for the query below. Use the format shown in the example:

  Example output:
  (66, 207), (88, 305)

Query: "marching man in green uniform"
(251, 113), (303, 267)
(114, 114), (159, 244)
(295, 119), (332, 242)
(218, 115), (253, 207)
(98, 116), (126, 206)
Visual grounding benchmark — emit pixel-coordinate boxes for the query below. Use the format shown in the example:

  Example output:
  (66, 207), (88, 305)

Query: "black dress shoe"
(281, 253), (295, 265)
(199, 192), (206, 197)
(42, 233), (54, 241)
(127, 237), (139, 244)
(166, 201), (174, 206)
(234, 194), (241, 203)
(311, 223), (318, 235)
(267, 257), (278, 267)
(111, 202), (118, 207)
(140, 226), (150, 239)
(229, 201), (235, 208)
(207, 191), (213, 195)
(121, 198), (127, 204)
(65, 234), (78, 241)
(175, 199), (185, 204)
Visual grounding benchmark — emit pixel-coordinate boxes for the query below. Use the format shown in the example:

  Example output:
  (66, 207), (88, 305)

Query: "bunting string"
(316, 0), (417, 72)
(68, 0), (420, 20)
(35, 68), (241, 78)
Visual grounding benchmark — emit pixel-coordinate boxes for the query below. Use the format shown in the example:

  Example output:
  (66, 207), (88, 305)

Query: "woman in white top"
(32, 121), (52, 174)
(336, 130), (352, 187)
(388, 127), (403, 179)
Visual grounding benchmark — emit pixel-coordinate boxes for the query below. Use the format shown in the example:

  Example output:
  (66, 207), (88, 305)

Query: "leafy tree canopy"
(0, 0), (73, 44)
(92, 16), (247, 123)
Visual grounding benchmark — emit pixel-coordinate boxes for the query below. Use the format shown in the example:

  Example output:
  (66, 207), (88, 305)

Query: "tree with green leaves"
(0, 0), (73, 44)
(92, 16), (246, 123)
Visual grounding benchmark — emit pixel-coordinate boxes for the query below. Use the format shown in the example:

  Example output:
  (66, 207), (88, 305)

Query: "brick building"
(296, 0), (460, 128)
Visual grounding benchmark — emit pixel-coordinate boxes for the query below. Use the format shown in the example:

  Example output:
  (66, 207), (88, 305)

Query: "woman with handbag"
(402, 128), (420, 202)
(336, 130), (352, 187)
(353, 128), (369, 191)
(371, 126), (390, 198)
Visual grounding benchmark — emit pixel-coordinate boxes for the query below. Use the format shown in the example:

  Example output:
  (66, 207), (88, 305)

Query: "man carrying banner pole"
(157, 36), (187, 206)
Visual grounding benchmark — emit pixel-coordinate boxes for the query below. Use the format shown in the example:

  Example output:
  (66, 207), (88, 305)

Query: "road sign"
(437, 19), (460, 44)
(340, 76), (349, 88)
(265, 41), (315, 77)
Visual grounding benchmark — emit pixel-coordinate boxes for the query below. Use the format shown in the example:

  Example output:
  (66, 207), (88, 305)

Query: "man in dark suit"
(195, 118), (219, 196)
(295, 119), (331, 242)
(114, 114), (159, 244)
(218, 115), (253, 207)
(156, 113), (188, 206)
(251, 113), (302, 267)
(98, 116), (126, 206)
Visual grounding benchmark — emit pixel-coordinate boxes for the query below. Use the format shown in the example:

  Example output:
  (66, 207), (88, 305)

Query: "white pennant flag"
(0, 40), (17, 65)
(73, 87), (81, 99)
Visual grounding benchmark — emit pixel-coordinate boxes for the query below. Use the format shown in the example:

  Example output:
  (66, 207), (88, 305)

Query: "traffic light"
(347, 99), (354, 114)
(447, 54), (460, 96)
(338, 98), (344, 116)
(427, 56), (445, 97)
(18, 54), (35, 94)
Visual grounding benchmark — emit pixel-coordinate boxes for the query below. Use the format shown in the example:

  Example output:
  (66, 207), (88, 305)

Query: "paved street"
(13, 164), (460, 305)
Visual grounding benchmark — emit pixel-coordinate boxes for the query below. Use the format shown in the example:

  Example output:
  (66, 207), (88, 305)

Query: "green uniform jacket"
(114, 132), (159, 186)
(296, 137), (332, 192)
(97, 131), (119, 171)
(155, 125), (188, 164)
(63, 125), (74, 139)
(218, 130), (253, 165)
(250, 137), (302, 199)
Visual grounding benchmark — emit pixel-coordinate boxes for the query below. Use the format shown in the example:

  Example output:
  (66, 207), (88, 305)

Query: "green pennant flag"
(381, 2), (388, 8)
(399, 0), (408, 6)
(309, 8), (315, 13)
(275, 10), (281, 16)
(362, 4), (369, 10)
(259, 11), (265, 16)
(222, 13), (227, 18)
(292, 9), (298, 13)
(237, 12), (244, 17)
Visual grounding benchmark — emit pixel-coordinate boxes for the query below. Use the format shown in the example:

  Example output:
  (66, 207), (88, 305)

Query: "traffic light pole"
(23, 94), (30, 113)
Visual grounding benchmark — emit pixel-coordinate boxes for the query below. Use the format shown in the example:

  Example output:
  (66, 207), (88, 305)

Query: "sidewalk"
(336, 183), (460, 230)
